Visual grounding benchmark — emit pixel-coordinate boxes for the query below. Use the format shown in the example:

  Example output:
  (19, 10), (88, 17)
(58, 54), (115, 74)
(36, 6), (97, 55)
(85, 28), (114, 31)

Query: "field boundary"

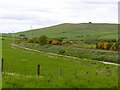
(11, 44), (119, 66)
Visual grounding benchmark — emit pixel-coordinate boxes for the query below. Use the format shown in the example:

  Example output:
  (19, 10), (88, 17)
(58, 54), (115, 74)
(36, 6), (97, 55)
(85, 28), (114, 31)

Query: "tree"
(38, 35), (47, 45)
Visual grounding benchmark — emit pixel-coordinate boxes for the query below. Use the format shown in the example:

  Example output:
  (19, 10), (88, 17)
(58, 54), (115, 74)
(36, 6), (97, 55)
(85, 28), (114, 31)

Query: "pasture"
(16, 23), (118, 42)
(2, 37), (118, 88)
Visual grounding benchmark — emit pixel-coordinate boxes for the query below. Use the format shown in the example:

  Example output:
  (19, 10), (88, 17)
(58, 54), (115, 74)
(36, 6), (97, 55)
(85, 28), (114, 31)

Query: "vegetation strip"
(12, 44), (119, 66)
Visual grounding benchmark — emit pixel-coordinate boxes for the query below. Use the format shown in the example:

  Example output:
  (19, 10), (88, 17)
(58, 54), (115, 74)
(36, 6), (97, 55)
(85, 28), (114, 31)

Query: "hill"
(16, 23), (118, 42)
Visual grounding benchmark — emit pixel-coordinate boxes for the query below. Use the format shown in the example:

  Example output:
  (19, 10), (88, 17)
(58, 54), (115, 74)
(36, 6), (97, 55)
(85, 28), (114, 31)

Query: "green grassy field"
(2, 37), (118, 88)
(1, 23), (119, 88)
(16, 23), (118, 42)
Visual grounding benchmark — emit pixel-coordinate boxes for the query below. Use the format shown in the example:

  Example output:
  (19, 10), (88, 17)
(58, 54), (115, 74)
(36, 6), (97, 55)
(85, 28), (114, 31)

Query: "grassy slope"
(16, 23), (118, 41)
(2, 38), (118, 88)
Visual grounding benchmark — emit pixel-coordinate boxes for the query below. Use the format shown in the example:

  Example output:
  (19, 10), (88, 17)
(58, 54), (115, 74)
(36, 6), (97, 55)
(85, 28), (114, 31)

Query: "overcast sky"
(0, 0), (119, 33)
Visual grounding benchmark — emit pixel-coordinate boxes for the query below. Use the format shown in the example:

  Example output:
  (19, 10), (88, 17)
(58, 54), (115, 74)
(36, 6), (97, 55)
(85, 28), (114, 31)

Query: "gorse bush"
(51, 40), (61, 45)
(96, 42), (120, 51)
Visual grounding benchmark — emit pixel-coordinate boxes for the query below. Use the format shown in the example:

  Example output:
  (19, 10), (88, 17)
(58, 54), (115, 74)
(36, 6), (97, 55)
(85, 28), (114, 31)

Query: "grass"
(2, 38), (118, 88)
(2, 23), (119, 88)
(15, 23), (118, 42)
(17, 43), (118, 63)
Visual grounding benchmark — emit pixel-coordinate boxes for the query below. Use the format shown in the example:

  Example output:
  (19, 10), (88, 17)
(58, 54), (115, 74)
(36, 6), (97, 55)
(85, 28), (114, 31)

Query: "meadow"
(2, 37), (118, 88)
(1, 23), (119, 88)
(16, 23), (118, 42)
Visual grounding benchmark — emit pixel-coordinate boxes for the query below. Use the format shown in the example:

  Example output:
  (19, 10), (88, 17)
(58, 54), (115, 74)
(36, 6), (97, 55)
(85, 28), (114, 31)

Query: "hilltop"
(16, 23), (117, 42)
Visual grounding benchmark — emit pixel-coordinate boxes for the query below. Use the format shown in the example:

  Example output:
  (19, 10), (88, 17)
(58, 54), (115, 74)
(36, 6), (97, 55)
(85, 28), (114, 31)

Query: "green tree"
(38, 35), (47, 45)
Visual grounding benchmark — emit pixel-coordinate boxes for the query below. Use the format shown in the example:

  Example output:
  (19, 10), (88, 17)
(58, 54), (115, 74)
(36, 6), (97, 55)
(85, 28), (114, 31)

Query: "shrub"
(15, 40), (21, 44)
(54, 37), (63, 42)
(48, 39), (53, 44)
(2, 38), (4, 40)
(58, 50), (65, 54)
(38, 35), (47, 45)
(96, 42), (120, 51)
(32, 38), (39, 43)
(111, 42), (120, 51)
(19, 36), (27, 40)
(27, 39), (33, 43)
(52, 40), (61, 45)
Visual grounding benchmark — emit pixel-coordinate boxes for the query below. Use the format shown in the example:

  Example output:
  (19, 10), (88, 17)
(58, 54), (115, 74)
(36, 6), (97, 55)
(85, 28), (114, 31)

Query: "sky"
(0, 0), (119, 33)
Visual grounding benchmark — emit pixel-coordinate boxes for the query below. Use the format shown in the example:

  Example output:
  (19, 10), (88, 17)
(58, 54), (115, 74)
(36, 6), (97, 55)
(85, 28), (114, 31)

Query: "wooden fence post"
(1, 58), (3, 72)
(58, 68), (62, 77)
(37, 64), (40, 77)
(96, 71), (98, 75)
(74, 69), (76, 76)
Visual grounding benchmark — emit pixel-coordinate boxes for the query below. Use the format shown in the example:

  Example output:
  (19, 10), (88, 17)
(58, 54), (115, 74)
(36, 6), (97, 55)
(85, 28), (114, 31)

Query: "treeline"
(96, 42), (120, 51)
(16, 35), (63, 45)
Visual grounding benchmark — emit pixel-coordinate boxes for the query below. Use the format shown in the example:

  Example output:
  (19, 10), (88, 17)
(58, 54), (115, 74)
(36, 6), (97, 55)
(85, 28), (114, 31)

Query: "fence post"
(1, 58), (3, 72)
(37, 64), (40, 77)
(74, 69), (76, 76)
(58, 67), (62, 77)
(96, 71), (98, 75)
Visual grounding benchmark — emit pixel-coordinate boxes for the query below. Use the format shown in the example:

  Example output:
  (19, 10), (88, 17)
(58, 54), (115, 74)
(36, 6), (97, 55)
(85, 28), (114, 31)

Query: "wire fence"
(1, 58), (118, 88)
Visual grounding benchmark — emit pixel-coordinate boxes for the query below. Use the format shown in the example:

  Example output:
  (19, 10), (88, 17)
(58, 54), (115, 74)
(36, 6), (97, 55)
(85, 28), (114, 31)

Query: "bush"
(2, 38), (4, 40)
(54, 37), (63, 42)
(52, 40), (61, 45)
(27, 39), (33, 43)
(48, 38), (53, 44)
(38, 35), (47, 45)
(32, 38), (39, 43)
(15, 40), (21, 44)
(96, 42), (120, 51)
(58, 50), (65, 54)
(111, 42), (120, 51)
(23, 37), (28, 41)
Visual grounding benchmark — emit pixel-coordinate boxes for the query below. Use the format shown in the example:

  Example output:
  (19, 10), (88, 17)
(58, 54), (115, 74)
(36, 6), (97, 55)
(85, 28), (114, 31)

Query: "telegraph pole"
(30, 26), (32, 30)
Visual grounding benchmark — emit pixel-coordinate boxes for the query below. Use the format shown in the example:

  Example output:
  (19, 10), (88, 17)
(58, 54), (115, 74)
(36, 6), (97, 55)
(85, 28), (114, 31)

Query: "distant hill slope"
(16, 23), (118, 41)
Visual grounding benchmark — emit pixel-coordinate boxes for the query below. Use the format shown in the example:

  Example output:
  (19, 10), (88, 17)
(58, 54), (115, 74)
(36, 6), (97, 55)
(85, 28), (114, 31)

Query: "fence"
(1, 58), (79, 77)
(1, 58), (111, 78)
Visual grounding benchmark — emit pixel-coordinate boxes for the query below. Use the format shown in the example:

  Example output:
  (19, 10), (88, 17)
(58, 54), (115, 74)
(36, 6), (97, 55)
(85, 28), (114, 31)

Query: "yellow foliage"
(52, 40), (60, 45)
(96, 42), (114, 50)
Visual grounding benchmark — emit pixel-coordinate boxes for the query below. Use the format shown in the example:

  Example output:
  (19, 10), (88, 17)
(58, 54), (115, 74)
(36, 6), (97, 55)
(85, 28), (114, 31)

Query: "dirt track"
(12, 44), (119, 66)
